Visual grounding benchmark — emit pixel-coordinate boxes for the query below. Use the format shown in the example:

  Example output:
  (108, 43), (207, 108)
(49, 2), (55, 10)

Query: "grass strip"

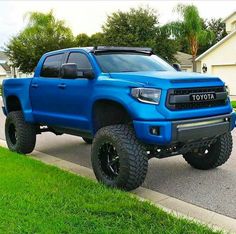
(0, 147), (221, 234)
(231, 101), (236, 109)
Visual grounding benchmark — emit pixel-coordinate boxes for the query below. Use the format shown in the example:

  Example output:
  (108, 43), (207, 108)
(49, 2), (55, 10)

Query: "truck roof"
(43, 47), (93, 56)
(43, 46), (153, 56)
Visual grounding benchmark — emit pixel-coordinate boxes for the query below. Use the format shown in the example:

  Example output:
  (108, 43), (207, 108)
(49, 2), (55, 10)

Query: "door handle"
(31, 83), (38, 88)
(58, 83), (66, 89)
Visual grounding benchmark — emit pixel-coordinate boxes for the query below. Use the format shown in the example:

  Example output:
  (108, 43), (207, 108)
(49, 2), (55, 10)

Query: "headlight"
(131, 88), (161, 104)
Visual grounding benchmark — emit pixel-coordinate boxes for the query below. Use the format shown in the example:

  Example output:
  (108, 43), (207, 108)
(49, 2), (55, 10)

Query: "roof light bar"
(92, 46), (153, 54)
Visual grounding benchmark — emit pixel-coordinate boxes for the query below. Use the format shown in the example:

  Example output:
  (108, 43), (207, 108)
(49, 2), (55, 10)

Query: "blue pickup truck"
(2, 46), (235, 190)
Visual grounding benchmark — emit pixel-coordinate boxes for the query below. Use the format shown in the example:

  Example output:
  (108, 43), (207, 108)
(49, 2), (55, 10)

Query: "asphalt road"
(0, 102), (235, 219)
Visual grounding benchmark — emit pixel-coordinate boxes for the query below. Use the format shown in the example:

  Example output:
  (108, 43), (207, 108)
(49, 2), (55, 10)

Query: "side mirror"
(61, 63), (78, 79)
(61, 63), (95, 79)
(173, 63), (181, 71)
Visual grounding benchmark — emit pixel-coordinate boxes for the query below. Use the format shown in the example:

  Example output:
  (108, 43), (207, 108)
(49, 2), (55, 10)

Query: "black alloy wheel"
(98, 142), (120, 179)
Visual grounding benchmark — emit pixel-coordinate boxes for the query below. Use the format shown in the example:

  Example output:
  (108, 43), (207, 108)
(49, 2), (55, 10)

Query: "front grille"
(174, 100), (227, 110)
(167, 86), (227, 110)
(173, 86), (224, 95)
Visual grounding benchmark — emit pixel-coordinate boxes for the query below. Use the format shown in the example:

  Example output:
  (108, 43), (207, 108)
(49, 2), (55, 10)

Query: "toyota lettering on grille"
(190, 93), (216, 102)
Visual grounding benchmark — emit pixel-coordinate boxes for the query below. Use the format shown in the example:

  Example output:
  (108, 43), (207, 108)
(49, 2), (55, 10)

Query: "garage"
(212, 64), (236, 95)
(196, 11), (236, 97)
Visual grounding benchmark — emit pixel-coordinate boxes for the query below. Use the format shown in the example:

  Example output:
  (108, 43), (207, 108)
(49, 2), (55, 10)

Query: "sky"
(0, 0), (236, 48)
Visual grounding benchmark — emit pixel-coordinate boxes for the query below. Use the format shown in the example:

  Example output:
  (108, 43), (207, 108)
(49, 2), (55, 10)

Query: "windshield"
(94, 52), (175, 73)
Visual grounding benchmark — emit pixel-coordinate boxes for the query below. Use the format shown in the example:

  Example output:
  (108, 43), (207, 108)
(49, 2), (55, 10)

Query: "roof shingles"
(175, 52), (192, 66)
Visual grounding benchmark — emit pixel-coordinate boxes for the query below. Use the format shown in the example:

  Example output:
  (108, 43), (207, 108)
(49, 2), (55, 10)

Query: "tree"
(90, 32), (105, 46)
(6, 11), (74, 73)
(74, 32), (105, 47)
(102, 7), (178, 62)
(206, 18), (227, 42)
(75, 33), (91, 47)
(168, 4), (213, 71)
(154, 25), (179, 62)
(198, 18), (227, 54)
(165, 21), (189, 54)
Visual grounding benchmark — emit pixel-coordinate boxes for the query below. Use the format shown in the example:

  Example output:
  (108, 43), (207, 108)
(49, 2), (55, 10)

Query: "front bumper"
(133, 112), (236, 145)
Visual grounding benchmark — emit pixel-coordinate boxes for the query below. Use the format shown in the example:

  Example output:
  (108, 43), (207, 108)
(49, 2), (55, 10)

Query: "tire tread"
(5, 111), (36, 154)
(92, 124), (148, 191)
(183, 133), (232, 170)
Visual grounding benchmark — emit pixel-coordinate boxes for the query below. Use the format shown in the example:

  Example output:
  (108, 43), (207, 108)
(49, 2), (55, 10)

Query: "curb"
(0, 139), (235, 233)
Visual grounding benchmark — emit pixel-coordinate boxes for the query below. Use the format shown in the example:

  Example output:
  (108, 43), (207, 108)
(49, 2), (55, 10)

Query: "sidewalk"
(230, 96), (236, 101)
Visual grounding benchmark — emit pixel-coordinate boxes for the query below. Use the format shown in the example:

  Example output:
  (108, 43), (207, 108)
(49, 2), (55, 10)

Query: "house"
(0, 51), (31, 84)
(175, 51), (193, 72)
(0, 51), (11, 82)
(196, 11), (236, 96)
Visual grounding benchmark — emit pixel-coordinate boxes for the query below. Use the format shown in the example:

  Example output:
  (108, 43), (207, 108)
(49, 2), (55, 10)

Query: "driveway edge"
(0, 139), (235, 233)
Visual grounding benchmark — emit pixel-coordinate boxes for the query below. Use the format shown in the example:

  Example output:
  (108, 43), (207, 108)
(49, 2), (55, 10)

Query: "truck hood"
(109, 71), (224, 88)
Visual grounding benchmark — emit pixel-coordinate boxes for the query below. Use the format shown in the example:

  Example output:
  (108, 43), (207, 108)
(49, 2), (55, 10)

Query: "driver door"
(53, 51), (95, 130)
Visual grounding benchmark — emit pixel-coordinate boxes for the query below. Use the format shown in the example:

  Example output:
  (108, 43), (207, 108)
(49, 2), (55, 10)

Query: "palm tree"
(168, 4), (213, 72)
(6, 11), (74, 73)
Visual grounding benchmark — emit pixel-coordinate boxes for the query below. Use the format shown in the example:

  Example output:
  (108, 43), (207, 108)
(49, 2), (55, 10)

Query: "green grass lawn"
(0, 147), (220, 234)
(232, 101), (236, 109)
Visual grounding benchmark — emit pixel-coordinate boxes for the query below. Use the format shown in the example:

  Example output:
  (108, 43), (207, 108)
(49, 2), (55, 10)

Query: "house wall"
(0, 65), (7, 84)
(196, 32), (236, 95)
(181, 66), (193, 72)
(225, 14), (236, 33)
(196, 61), (202, 73)
(196, 32), (236, 74)
(0, 64), (33, 85)
(0, 65), (6, 77)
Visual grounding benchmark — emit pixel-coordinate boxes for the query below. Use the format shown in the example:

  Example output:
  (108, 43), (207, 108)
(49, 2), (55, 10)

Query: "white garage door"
(212, 65), (236, 95)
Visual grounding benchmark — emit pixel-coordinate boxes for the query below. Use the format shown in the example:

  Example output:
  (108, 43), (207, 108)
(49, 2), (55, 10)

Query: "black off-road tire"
(82, 137), (93, 144)
(91, 124), (148, 191)
(183, 132), (233, 170)
(5, 111), (36, 154)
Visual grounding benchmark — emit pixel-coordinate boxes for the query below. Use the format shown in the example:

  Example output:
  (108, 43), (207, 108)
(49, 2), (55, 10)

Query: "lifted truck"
(2, 46), (235, 191)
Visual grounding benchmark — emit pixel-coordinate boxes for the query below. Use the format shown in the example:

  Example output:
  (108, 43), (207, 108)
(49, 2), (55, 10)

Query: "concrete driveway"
(0, 102), (235, 219)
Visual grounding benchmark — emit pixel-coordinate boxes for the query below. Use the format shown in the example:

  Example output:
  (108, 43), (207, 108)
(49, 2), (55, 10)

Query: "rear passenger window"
(41, 54), (63, 77)
(67, 53), (92, 70)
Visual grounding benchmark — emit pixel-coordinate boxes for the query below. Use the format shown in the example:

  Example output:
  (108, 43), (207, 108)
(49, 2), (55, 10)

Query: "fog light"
(150, 127), (160, 135)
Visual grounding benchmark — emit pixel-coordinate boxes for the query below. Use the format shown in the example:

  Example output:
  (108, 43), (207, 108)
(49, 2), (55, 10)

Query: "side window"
(40, 54), (63, 78)
(67, 53), (92, 70)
